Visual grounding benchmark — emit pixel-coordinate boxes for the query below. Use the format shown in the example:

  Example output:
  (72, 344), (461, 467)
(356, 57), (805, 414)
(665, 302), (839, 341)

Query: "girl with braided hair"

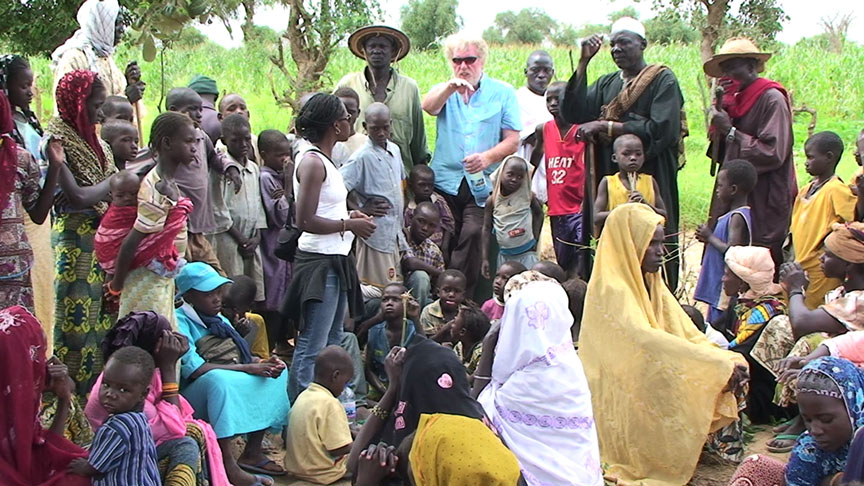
(1, 54), (58, 345)
(283, 92), (376, 401)
(99, 111), (196, 329)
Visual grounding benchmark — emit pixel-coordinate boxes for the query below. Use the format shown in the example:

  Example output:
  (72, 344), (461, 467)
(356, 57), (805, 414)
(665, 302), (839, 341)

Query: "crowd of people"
(2, 1), (864, 485)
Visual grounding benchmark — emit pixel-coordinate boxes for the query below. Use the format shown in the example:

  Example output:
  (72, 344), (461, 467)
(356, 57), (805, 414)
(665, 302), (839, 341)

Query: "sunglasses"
(451, 56), (478, 66)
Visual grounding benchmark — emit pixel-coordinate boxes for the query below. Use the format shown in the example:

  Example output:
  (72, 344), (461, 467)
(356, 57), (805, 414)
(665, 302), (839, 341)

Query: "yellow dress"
(606, 173), (656, 211)
(790, 176), (856, 309)
(580, 204), (744, 485)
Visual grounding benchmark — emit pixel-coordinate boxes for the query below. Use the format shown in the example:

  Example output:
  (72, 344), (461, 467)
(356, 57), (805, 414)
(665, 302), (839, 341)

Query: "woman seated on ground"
(0, 306), (89, 486)
(580, 204), (748, 485)
(346, 344), (524, 486)
(720, 246), (794, 424)
(728, 356), (864, 486)
(84, 311), (231, 486)
(473, 271), (603, 486)
(768, 222), (864, 452)
(174, 262), (290, 486)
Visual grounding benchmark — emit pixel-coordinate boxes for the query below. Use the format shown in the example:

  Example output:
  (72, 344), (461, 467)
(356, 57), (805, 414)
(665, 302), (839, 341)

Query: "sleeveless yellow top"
(606, 173), (655, 210)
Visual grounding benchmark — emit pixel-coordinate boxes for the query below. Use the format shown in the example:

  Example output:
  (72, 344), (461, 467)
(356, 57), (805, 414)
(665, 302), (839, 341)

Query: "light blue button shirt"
(429, 74), (522, 197)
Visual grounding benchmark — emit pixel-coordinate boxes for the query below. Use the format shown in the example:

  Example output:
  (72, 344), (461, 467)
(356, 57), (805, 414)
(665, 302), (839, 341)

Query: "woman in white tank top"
(284, 93), (376, 401)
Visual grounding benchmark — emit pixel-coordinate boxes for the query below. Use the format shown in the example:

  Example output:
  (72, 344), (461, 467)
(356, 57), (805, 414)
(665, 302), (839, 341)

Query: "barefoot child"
(790, 131), (862, 309)
(481, 260), (526, 322)
(68, 347), (160, 485)
(531, 81), (587, 275)
(365, 283), (421, 398)
(99, 95), (134, 123)
(420, 269), (467, 343)
(481, 155), (543, 278)
(451, 303), (491, 380)
(404, 164), (455, 256)
(694, 159), (757, 323)
(594, 134), (666, 227)
(257, 129), (294, 351)
(100, 120), (139, 170)
(402, 201), (446, 309)
(284, 346), (355, 484)
(102, 113), (196, 327)
(341, 102), (407, 297)
(210, 114), (267, 303)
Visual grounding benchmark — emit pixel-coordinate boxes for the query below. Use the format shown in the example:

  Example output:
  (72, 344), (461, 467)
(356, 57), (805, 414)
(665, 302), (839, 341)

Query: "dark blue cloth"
(786, 357), (864, 486)
(199, 312), (253, 364)
(368, 320), (416, 385)
(695, 207), (751, 322)
(88, 411), (160, 486)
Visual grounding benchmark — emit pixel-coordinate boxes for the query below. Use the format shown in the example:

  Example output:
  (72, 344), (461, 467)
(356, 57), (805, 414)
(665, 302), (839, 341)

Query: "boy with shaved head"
(341, 102), (408, 298)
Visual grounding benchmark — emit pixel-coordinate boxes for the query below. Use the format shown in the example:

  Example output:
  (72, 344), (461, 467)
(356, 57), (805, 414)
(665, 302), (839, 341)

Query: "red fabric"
(55, 70), (106, 169)
(0, 92), (19, 212)
(0, 306), (90, 486)
(543, 120), (586, 216)
(94, 197), (193, 274)
(722, 77), (790, 120)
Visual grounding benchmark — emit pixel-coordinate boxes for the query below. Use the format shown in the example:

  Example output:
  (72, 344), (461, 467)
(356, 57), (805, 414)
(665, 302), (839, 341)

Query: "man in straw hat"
(704, 37), (795, 272)
(336, 25), (429, 173)
(561, 17), (685, 290)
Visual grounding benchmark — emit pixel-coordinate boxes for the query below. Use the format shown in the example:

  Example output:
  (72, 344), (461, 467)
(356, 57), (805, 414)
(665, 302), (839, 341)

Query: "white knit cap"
(610, 17), (646, 39)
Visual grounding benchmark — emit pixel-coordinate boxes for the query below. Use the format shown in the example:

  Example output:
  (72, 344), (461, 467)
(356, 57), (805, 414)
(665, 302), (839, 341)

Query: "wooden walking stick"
(582, 141), (597, 280)
(134, 101), (144, 144)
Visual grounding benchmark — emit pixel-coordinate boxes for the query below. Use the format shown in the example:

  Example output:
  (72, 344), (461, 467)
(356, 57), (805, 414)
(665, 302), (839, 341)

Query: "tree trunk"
(700, 0), (730, 63)
(241, 0), (256, 41)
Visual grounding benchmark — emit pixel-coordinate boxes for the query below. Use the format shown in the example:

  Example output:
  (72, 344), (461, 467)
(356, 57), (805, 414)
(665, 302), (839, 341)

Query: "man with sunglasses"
(422, 33), (521, 299)
(337, 25), (429, 174)
(561, 17), (685, 290)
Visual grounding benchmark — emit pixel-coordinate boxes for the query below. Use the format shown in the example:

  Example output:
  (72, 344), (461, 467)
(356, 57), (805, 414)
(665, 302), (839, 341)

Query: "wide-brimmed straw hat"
(348, 25), (411, 62)
(703, 37), (772, 78)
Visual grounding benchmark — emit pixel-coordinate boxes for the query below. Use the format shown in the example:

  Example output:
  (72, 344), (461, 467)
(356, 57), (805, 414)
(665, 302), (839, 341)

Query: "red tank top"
(543, 120), (585, 216)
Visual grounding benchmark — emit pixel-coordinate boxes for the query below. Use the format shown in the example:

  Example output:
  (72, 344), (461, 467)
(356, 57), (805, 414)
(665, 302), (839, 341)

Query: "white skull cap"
(610, 17), (646, 40)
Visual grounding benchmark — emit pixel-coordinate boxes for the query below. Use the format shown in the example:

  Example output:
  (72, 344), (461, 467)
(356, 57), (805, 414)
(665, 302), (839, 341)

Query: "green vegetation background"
(27, 40), (864, 227)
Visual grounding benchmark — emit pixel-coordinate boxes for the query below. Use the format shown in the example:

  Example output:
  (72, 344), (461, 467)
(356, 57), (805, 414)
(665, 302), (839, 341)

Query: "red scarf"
(0, 92), (19, 212)
(95, 197), (194, 274)
(722, 77), (789, 120)
(0, 306), (90, 486)
(55, 70), (107, 169)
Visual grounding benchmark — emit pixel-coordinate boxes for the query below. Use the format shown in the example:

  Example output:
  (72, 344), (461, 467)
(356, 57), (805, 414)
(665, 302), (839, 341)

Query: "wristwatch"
(726, 127), (737, 143)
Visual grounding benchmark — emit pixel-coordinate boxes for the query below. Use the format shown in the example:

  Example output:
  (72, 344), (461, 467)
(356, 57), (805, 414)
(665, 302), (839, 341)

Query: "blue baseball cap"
(175, 262), (232, 296)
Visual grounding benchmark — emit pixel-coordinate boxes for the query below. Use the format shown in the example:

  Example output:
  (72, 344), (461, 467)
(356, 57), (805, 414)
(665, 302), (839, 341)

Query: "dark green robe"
(562, 67), (684, 289)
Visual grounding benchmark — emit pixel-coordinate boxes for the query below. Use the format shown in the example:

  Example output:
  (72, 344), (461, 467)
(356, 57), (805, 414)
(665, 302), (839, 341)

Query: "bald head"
(314, 345), (354, 382)
(219, 93), (250, 120)
(525, 50), (554, 95)
(166, 87), (201, 110)
(532, 260), (566, 282)
(526, 50), (553, 68)
(612, 133), (643, 152)
(364, 102), (391, 122)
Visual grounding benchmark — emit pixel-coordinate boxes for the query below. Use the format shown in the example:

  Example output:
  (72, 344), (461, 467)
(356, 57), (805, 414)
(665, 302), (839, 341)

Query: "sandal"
(238, 459), (286, 476)
(766, 433), (800, 453)
(771, 418), (797, 434)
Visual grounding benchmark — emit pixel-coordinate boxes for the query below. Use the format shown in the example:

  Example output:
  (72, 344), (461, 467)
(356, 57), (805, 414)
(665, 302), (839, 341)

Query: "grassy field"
(26, 39), (864, 227)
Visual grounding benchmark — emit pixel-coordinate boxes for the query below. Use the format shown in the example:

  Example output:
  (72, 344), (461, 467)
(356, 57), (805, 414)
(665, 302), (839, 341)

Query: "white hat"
(610, 17), (646, 40)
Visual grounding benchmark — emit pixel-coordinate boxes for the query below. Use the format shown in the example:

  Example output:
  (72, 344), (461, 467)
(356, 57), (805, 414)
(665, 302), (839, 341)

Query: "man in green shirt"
(337, 25), (430, 172)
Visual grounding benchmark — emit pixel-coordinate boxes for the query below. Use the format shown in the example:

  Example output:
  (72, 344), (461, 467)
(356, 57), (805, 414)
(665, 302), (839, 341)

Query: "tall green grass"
(26, 40), (864, 227)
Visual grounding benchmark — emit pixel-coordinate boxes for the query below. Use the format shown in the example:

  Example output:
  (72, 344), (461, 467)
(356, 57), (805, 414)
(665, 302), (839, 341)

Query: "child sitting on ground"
(531, 81), (587, 276)
(100, 120), (139, 171)
(481, 155), (543, 278)
(402, 201), (446, 310)
(694, 159), (757, 323)
(99, 95), (134, 123)
(790, 131), (862, 309)
(482, 261), (526, 322)
(420, 269), (467, 343)
(222, 275), (270, 359)
(341, 102), (407, 298)
(682, 304), (729, 348)
(283, 345), (354, 484)
(68, 346), (160, 485)
(365, 283), (421, 399)
(403, 164), (455, 257)
(594, 134), (666, 228)
(209, 114), (267, 303)
(451, 303), (491, 381)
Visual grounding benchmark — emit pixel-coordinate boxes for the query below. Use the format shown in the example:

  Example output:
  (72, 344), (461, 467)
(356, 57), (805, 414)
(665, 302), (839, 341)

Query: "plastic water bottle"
(339, 387), (356, 426)
(465, 167), (491, 206)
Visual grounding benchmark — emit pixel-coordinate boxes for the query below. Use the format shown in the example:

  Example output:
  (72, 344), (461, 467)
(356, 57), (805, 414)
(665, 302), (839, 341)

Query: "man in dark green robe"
(561, 17), (684, 290)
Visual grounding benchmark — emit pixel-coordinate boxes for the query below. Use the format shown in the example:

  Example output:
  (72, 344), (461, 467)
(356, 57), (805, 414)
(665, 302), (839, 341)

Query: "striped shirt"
(89, 411), (160, 486)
